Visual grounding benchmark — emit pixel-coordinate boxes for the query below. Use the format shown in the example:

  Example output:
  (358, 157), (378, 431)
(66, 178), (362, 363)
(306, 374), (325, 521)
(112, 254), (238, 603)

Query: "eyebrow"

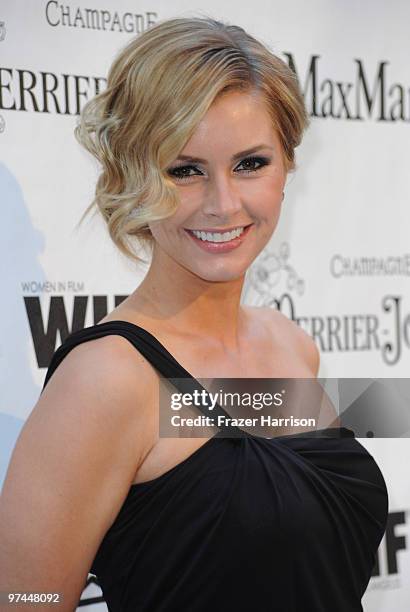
(175, 144), (274, 164)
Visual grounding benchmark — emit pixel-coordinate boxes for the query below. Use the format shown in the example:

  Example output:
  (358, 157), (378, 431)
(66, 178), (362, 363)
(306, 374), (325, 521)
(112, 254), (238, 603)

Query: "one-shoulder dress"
(41, 321), (389, 612)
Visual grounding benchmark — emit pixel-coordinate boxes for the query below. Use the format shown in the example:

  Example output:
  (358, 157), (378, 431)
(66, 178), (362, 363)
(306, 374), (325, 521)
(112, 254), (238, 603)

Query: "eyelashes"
(167, 155), (272, 182)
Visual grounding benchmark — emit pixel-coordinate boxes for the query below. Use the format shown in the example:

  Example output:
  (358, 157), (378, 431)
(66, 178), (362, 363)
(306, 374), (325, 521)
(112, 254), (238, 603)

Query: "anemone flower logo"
(243, 242), (305, 307)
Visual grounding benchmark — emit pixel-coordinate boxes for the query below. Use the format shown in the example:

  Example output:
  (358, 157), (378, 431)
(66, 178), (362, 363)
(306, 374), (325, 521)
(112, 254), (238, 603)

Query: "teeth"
(190, 227), (245, 242)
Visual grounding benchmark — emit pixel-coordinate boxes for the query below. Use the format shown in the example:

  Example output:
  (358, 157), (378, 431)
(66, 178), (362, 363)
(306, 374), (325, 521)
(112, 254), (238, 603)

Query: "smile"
(186, 225), (249, 243)
(184, 223), (254, 253)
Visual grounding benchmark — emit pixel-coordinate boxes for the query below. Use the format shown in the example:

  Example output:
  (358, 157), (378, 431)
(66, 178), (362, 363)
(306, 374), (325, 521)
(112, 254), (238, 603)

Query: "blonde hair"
(74, 15), (309, 265)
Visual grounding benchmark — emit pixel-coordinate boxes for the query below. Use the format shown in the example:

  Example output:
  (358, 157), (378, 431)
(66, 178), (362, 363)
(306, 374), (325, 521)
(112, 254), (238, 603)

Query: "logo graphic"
(369, 509), (408, 591)
(241, 242), (410, 365)
(244, 242), (305, 307)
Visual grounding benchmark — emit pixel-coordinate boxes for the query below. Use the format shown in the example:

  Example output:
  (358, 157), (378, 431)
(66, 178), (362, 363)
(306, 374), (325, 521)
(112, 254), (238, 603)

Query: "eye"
(167, 165), (203, 181)
(235, 156), (271, 174)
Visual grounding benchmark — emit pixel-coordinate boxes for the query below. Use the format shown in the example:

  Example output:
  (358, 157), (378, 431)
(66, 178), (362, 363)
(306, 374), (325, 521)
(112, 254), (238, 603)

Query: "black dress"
(41, 321), (389, 612)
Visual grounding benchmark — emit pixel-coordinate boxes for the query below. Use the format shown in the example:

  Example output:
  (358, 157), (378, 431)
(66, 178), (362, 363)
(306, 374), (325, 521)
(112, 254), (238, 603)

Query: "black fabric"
(42, 321), (389, 611)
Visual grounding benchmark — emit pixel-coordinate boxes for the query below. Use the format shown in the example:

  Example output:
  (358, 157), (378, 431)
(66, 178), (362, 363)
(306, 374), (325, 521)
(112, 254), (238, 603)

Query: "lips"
(184, 223), (254, 253)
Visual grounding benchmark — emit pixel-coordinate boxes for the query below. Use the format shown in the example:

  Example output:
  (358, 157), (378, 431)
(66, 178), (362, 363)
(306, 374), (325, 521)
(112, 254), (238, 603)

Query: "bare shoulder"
(254, 306), (320, 376)
(62, 331), (159, 440)
(62, 331), (159, 380)
(43, 331), (159, 424)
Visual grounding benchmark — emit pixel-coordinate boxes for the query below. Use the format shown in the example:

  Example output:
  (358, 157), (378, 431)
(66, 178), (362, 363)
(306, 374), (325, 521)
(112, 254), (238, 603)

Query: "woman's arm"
(0, 335), (157, 611)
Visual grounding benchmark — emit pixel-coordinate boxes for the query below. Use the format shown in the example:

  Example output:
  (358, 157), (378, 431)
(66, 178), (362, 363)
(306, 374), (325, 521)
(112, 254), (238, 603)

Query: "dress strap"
(41, 320), (242, 435)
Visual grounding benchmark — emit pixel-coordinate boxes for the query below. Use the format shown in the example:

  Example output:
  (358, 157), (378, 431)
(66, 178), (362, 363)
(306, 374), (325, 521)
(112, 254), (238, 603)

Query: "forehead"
(182, 90), (278, 152)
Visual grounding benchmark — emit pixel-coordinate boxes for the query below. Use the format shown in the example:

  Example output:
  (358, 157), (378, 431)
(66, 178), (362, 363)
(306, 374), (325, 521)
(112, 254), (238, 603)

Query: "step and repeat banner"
(1, 1), (409, 610)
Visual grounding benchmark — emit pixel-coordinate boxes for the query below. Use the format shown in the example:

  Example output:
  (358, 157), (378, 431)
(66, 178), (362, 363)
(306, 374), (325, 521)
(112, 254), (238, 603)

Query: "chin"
(188, 264), (248, 283)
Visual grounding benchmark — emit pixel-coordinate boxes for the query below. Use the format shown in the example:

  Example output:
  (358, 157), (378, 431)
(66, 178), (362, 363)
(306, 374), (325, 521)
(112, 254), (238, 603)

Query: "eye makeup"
(167, 155), (272, 181)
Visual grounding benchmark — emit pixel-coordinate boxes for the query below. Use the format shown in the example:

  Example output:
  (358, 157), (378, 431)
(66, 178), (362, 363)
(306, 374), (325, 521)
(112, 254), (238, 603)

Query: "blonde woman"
(1, 16), (388, 611)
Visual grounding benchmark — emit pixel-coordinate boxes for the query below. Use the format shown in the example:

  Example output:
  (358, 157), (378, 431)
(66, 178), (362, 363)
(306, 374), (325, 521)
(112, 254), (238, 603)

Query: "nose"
(201, 172), (243, 219)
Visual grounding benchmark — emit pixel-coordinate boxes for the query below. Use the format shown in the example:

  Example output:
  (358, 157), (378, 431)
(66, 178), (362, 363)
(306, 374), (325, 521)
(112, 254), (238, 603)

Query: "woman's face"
(148, 89), (288, 282)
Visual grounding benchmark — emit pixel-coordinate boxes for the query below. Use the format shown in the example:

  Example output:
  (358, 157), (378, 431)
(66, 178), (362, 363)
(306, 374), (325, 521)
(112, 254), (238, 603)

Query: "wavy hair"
(74, 15), (309, 265)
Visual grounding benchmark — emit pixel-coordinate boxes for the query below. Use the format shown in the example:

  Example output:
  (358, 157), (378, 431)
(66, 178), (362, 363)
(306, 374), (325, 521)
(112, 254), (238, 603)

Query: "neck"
(129, 244), (248, 350)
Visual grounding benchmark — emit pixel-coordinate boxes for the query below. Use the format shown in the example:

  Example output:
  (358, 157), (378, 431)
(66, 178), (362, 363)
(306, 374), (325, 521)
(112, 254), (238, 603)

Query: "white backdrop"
(1, 1), (409, 610)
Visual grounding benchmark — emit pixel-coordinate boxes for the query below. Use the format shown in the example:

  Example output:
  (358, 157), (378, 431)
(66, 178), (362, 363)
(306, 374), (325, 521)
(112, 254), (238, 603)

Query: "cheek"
(173, 185), (202, 211)
(259, 167), (285, 192)
(148, 213), (185, 243)
(247, 177), (284, 215)
(148, 222), (171, 243)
